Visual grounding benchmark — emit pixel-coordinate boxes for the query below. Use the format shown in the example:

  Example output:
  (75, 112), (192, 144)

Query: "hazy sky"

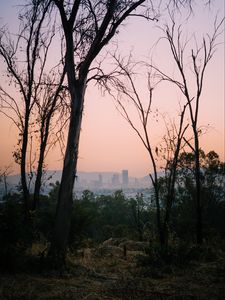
(0, 0), (224, 177)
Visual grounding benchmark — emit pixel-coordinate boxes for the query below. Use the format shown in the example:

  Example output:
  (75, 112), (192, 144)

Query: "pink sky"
(0, 1), (224, 177)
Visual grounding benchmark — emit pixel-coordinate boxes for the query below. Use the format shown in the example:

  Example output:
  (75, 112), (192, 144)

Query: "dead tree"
(153, 17), (224, 244)
(0, 1), (68, 212)
(32, 68), (68, 210)
(159, 110), (189, 248)
(101, 54), (189, 248)
(0, 0), (52, 215)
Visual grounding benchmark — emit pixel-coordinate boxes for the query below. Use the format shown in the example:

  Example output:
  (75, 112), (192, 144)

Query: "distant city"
(0, 169), (153, 200)
(75, 169), (150, 190)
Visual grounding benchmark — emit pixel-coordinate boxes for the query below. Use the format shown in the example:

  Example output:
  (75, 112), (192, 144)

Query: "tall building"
(112, 173), (120, 187)
(98, 174), (103, 186)
(122, 169), (129, 187)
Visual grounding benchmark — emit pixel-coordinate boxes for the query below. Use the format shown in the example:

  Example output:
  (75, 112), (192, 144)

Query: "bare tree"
(32, 68), (68, 210)
(0, 0), (52, 215)
(0, 1), (68, 213)
(153, 17), (224, 244)
(47, 0), (162, 266)
(101, 54), (189, 248)
(158, 110), (189, 248)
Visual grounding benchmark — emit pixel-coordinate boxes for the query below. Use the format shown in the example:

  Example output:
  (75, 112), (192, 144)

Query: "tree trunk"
(46, 9), (87, 267)
(33, 115), (51, 210)
(194, 137), (203, 244)
(21, 112), (30, 216)
(162, 191), (174, 251)
(162, 152), (180, 250)
(32, 138), (46, 210)
(154, 184), (164, 248)
(48, 83), (85, 267)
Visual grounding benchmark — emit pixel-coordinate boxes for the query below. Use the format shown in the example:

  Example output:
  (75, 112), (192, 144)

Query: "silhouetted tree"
(102, 54), (189, 249)
(153, 17), (224, 244)
(32, 69), (67, 210)
(0, 0), (52, 215)
(48, 0), (160, 266)
(159, 109), (189, 249)
(0, 1), (68, 212)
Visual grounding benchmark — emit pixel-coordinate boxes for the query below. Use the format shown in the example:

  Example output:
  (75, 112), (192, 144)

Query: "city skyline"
(0, 169), (152, 200)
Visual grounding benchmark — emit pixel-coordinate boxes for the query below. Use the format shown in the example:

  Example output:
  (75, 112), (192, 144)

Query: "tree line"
(1, 149), (224, 271)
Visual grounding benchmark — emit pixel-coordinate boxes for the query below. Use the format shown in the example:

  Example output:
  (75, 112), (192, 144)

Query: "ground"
(1, 247), (225, 300)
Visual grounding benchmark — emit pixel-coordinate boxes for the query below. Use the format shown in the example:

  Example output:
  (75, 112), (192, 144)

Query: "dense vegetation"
(0, 150), (224, 272)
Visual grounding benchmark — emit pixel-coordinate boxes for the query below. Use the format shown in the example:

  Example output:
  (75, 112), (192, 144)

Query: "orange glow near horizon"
(0, 1), (224, 178)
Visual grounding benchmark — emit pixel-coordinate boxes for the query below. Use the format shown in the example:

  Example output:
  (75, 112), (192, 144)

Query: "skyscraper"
(122, 169), (129, 187)
(112, 173), (120, 187)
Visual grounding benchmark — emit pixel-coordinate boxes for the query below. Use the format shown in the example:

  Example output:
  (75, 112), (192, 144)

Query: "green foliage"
(67, 189), (152, 246)
(34, 195), (56, 242)
(45, 156), (224, 250)
(158, 150), (225, 242)
(128, 193), (150, 241)
(32, 181), (59, 243)
(68, 195), (98, 249)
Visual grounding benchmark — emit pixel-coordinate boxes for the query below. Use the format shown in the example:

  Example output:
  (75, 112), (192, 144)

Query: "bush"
(0, 195), (33, 271)
(34, 195), (56, 243)
(136, 238), (220, 277)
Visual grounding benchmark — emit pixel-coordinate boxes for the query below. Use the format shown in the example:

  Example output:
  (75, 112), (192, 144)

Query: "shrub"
(0, 195), (33, 271)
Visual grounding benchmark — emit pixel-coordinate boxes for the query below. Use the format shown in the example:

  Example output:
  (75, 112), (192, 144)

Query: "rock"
(102, 237), (127, 247)
(94, 245), (124, 258)
(119, 240), (148, 252)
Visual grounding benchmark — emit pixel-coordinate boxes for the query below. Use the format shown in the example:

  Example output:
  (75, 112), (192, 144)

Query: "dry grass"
(0, 247), (225, 300)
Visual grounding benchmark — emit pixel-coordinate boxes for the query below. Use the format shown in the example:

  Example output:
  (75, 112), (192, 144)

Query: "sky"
(0, 0), (224, 178)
